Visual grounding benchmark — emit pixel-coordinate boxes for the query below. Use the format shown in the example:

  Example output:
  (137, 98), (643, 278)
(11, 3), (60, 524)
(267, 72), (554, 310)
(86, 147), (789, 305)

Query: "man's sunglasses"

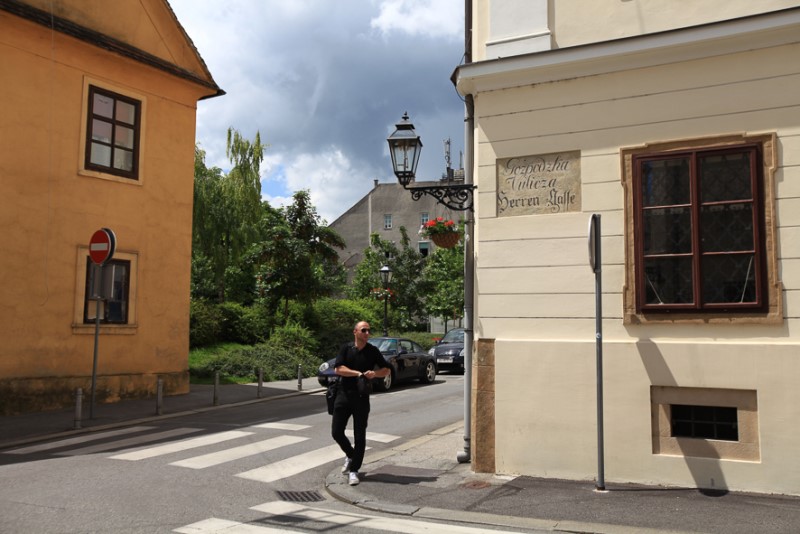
(360, 328), (371, 333)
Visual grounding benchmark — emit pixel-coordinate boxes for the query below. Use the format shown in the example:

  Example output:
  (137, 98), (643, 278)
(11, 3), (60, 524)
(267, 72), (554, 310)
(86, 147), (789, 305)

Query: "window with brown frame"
(83, 258), (130, 324)
(633, 144), (765, 313)
(85, 86), (141, 179)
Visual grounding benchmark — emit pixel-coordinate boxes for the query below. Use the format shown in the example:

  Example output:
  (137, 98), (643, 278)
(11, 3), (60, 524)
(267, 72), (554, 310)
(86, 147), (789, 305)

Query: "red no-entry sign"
(89, 228), (116, 265)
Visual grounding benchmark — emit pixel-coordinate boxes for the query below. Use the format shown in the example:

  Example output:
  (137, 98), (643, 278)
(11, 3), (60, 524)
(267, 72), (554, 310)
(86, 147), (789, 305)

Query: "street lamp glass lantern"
(379, 265), (392, 288)
(386, 112), (422, 187)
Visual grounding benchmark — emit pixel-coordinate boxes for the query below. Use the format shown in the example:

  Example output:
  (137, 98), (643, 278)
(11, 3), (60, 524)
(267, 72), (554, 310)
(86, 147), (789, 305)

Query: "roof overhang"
(453, 7), (800, 96)
(0, 0), (224, 99)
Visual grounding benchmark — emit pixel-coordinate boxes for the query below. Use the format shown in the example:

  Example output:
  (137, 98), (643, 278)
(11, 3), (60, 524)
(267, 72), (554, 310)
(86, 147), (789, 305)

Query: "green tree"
(348, 229), (427, 331)
(250, 191), (345, 320)
(422, 239), (464, 330)
(390, 227), (427, 330)
(348, 233), (397, 301)
(191, 129), (266, 302)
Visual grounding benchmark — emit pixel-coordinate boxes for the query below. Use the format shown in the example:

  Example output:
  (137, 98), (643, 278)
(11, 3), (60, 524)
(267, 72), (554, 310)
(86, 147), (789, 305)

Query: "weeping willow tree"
(192, 128), (266, 301)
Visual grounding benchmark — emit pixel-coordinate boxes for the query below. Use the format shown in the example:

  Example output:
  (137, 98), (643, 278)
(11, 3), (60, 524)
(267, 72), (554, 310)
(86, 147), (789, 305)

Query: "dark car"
(429, 327), (465, 373)
(317, 337), (437, 392)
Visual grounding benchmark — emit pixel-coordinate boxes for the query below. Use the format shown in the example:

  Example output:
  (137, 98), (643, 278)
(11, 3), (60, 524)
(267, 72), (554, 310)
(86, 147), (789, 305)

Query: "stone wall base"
(0, 372), (189, 416)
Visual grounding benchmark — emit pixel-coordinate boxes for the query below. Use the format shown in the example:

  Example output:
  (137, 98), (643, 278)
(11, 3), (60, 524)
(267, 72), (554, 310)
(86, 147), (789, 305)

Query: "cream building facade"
(454, 1), (800, 495)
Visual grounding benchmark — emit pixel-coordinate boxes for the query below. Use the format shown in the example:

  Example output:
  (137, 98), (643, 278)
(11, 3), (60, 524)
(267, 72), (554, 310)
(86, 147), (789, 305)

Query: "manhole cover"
(276, 490), (324, 502)
(461, 480), (492, 490)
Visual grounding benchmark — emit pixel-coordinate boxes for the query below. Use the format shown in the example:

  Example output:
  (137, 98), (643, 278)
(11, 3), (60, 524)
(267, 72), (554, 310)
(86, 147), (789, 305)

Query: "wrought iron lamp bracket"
(404, 183), (476, 212)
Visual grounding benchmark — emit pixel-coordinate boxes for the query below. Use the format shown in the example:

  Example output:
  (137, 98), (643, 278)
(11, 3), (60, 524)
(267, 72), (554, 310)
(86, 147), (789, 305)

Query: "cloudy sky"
(169, 0), (466, 224)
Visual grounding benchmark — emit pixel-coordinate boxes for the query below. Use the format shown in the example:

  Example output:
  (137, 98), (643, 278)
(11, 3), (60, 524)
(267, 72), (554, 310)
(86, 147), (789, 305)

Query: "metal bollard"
(156, 378), (163, 416)
(74, 388), (83, 429)
(297, 364), (302, 391)
(213, 371), (219, 406)
(257, 368), (263, 398)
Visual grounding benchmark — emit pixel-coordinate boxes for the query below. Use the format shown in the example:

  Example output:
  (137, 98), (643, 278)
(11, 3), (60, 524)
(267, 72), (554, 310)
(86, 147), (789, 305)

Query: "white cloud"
(371, 0), (463, 38)
(282, 148), (376, 224)
(170, 0), (465, 223)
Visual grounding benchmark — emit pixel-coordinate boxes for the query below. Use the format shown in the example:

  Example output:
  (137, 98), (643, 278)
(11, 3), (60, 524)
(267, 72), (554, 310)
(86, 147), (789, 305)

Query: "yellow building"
(454, 1), (800, 495)
(0, 0), (222, 414)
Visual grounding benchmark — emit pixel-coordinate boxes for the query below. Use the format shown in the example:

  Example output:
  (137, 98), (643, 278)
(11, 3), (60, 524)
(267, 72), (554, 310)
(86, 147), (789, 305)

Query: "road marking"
(109, 430), (254, 461)
(236, 444), (370, 484)
(3, 426), (154, 454)
(252, 501), (526, 533)
(345, 430), (399, 443)
(56, 428), (200, 456)
(174, 517), (295, 533)
(249, 422), (310, 431)
(169, 435), (308, 469)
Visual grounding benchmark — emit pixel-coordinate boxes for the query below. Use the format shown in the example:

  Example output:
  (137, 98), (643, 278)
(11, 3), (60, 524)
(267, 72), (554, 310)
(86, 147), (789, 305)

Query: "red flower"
(419, 217), (460, 238)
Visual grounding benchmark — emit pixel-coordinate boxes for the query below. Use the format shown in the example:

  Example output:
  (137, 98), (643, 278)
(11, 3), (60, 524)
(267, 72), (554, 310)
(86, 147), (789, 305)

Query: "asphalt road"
(0, 373), (500, 534)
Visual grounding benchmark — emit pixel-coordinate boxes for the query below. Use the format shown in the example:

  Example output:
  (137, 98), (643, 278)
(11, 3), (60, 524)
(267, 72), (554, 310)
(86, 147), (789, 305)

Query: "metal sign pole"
(589, 214), (605, 491)
(90, 263), (102, 419)
(87, 228), (115, 420)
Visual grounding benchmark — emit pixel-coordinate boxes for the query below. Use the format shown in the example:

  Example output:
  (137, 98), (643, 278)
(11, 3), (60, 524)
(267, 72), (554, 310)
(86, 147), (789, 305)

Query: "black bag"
(326, 378), (339, 415)
(357, 374), (373, 396)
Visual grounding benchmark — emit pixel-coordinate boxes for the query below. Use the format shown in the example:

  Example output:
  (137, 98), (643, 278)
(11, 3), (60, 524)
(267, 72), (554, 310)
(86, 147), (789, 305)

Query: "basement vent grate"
(276, 490), (324, 503)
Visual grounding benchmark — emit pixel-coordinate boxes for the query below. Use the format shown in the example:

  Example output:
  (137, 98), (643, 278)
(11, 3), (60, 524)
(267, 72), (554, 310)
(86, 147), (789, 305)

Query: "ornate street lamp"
(379, 265), (392, 337)
(387, 113), (476, 212)
(386, 112), (475, 464)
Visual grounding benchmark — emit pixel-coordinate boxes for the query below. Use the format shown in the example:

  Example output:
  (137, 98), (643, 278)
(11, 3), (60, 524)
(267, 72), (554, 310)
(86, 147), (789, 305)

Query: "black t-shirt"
(334, 342), (390, 390)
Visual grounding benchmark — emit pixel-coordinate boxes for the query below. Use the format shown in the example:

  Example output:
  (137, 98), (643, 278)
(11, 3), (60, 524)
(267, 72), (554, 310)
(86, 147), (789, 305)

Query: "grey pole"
(257, 368), (263, 398)
(74, 388), (83, 429)
(90, 264), (102, 420)
(213, 371), (219, 406)
(156, 378), (163, 416)
(590, 214), (606, 491)
(297, 364), (302, 391)
(457, 94), (475, 464)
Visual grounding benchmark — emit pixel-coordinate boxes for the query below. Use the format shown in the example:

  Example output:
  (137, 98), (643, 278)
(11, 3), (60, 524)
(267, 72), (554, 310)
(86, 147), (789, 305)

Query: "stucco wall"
(494, 340), (800, 495)
(0, 6), (213, 413)
(470, 35), (800, 493)
(472, 0), (800, 60)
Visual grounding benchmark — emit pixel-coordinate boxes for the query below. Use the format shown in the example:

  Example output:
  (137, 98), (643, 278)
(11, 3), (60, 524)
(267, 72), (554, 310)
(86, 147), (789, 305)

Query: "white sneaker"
(341, 457), (352, 474)
(348, 471), (360, 486)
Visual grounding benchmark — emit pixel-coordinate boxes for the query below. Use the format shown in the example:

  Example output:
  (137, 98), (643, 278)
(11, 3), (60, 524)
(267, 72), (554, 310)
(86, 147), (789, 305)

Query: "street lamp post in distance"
(379, 265), (392, 337)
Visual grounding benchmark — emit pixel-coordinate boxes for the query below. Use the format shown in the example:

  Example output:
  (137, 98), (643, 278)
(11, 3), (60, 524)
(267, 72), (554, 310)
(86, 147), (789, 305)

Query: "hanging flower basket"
(431, 231), (460, 249)
(421, 217), (461, 249)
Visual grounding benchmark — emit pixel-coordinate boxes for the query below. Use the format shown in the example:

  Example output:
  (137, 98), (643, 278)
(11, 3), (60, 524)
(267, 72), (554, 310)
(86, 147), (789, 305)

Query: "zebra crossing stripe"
(3, 426), (155, 455)
(252, 501), (526, 534)
(345, 430), (399, 443)
(56, 428), (201, 456)
(169, 435), (308, 469)
(109, 430), (254, 461)
(173, 517), (294, 533)
(236, 444), (370, 484)
(249, 422), (310, 431)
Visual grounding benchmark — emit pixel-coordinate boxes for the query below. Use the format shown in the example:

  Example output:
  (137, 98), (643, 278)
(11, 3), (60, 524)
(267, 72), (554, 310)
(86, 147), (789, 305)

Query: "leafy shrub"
(190, 323), (321, 382)
(189, 299), (223, 348)
(218, 302), (269, 345)
(268, 322), (318, 356)
(311, 298), (380, 356)
(398, 331), (441, 350)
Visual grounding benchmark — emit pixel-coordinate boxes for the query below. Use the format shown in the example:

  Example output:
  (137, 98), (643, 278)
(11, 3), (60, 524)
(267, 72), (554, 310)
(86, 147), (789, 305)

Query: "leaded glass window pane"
(702, 254), (756, 304)
(643, 257), (693, 305)
(643, 207), (691, 255)
(641, 158), (690, 207)
(700, 152), (752, 202)
(701, 204), (753, 252)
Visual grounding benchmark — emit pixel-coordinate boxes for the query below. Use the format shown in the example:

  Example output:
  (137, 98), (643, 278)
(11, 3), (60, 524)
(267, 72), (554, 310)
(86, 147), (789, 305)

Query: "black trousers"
(331, 388), (370, 472)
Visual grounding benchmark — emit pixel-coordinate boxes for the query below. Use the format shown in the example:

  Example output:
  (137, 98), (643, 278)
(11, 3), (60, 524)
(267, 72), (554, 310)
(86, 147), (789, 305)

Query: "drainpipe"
(456, 0), (474, 465)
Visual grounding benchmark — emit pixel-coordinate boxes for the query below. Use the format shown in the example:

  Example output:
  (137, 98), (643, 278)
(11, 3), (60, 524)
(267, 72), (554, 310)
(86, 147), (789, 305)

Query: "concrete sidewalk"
(4, 382), (800, 534)
(0, 378), (325, 449)
(326, 423), (800, 534)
